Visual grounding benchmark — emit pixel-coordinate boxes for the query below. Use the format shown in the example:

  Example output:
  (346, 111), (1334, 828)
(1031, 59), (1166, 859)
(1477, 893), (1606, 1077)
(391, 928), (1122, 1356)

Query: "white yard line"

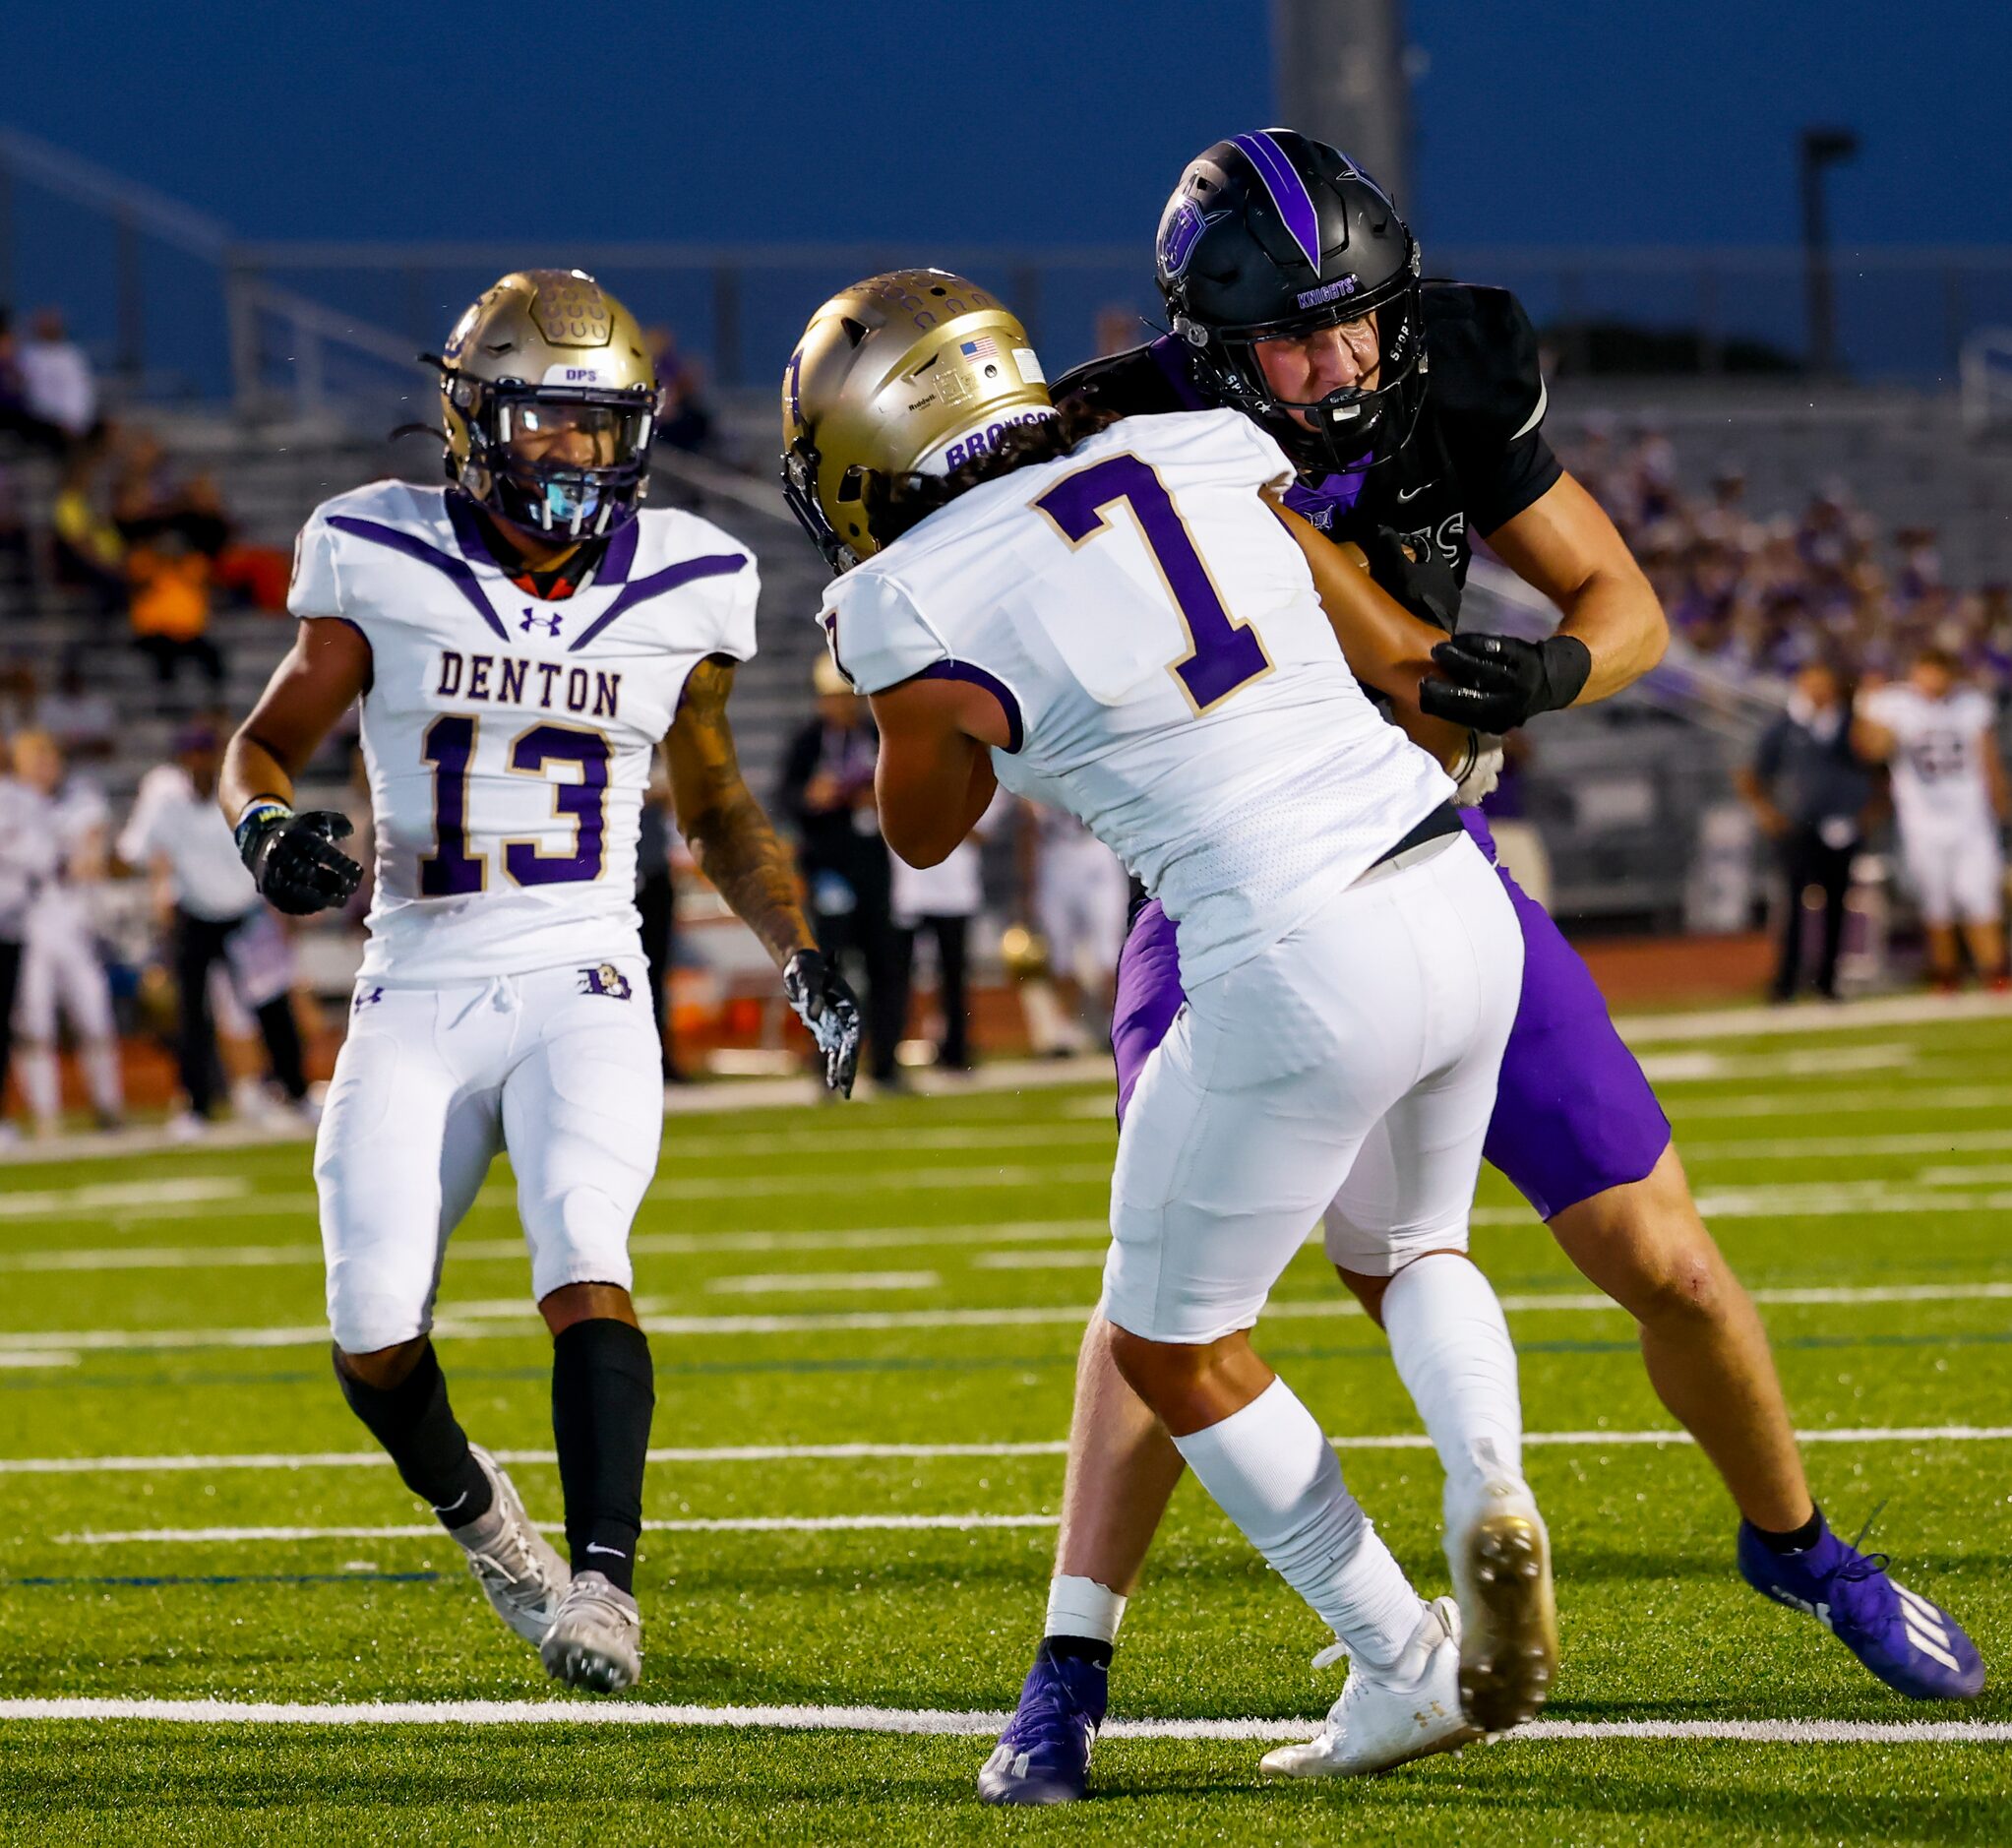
(971, 1250), (1107, 1270)
(1685, 1129), (2012, 1162)
(0, 1177), (250, 1220)
(703, 1270), (942, 1296)
(0, 1219), (1113, 1276)
(6, 1425), (2010, 1477)
(1616, 990), (2012, 1042)
(55, 1513), (1062, 1545)
(0, 1696), (2002, 1746)
(1637, 1044), (1917, 1082)
(3, 1275), (2008, 1359)
(1674, 1084), (2012, 1120)
(644, 1164), (1111, 1201)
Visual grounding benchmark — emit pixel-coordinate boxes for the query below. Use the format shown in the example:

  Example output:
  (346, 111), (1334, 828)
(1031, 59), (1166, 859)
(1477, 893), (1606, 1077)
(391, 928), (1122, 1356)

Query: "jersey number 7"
(1034, 453), (1272, 712)
(420, 714), (610, 894)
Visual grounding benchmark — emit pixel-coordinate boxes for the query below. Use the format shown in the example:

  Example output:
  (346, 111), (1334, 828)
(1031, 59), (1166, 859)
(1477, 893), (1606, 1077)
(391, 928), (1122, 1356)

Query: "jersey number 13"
(419, 714), (610, 895)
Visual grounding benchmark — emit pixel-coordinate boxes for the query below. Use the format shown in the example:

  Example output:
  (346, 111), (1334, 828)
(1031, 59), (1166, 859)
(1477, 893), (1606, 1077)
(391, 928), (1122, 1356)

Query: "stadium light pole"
(1799, 126), (1860, 378)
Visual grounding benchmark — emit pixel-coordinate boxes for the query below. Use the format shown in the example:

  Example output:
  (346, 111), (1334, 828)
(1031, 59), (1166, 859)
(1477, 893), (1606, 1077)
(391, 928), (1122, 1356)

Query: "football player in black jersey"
(979, 129), (1981, 1806)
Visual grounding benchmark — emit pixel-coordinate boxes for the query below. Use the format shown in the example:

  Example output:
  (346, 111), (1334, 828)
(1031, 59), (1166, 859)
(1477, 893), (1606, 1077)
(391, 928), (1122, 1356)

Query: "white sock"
(16, 1046), (59, 1131)
(1173, 1377), (1423, 1670)
(83, 1038), (123, 1117)
(1045, 1574), (1127, 1646)
(1381, 1253), (1525, 1499)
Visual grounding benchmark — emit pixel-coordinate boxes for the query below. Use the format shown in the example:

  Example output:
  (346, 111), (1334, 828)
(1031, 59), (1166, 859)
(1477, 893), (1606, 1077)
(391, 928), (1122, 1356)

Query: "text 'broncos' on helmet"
(781, 270), (1054, 573)
(436, 269), (657, 540)
(1156, 128), (1426, 476)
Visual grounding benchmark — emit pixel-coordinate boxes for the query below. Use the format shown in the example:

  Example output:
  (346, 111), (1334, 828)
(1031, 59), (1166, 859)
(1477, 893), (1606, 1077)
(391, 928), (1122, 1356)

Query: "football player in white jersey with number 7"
(783, 271), (1551, 1777)
(220, 271), (861, 1694)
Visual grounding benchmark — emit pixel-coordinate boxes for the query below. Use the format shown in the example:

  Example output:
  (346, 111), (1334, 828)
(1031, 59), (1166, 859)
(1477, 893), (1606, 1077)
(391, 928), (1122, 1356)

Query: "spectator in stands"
(128, 524), (223, 694)
(115, 725), (311, 1135)
(1856, 647), (2010, 992)
(645, 326), (713, 455)
(1738, 658), (1874, 1002)
(779, 655), (902, 1087)
(19, 307), (98, 443)
(890, 788), (1007, 1074)
(30, 653), (118, 762)
(50, 445), (127, 606)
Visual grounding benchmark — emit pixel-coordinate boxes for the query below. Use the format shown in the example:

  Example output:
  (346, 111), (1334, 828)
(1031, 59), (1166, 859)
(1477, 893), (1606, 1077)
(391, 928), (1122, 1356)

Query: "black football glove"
(1355, 524), (1462, 635)
(1419, 633), (1593, 732)
(237, 807), (364, 916)
(783, 948), (864, 1098)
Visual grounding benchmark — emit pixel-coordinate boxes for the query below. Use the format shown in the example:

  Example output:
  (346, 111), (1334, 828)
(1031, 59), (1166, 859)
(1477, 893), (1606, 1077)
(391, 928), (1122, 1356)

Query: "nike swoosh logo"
(1397, 483), (1433, 502)
(584, 1543), (628, 1559)
(432, 1491), (470, 1515)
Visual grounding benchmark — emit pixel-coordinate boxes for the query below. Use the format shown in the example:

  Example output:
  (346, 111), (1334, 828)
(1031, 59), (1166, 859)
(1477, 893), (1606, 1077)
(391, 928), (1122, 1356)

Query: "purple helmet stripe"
(1230, 131), (1322, 272)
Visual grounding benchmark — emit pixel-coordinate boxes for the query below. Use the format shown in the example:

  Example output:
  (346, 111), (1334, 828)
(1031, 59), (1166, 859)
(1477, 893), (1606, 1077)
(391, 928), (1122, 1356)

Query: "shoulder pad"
(1420, 283), (1547, 432)
(1052, 339), (1204, 420)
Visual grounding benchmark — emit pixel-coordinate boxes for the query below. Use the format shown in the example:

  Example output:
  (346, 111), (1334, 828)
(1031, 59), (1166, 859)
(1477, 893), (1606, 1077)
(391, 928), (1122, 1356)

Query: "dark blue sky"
(8, 1), (2006, 251)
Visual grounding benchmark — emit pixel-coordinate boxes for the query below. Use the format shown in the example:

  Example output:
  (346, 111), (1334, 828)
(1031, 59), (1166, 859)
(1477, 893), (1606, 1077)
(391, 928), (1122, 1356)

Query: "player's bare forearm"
(869, 676), (1006, 868)
(665, 656), (815, 969)
(1389, 703), (1481, 774)
(1268, 500), (1443, 704)
(1488, 471), (1668, 705)
(219, 617), (372, 824)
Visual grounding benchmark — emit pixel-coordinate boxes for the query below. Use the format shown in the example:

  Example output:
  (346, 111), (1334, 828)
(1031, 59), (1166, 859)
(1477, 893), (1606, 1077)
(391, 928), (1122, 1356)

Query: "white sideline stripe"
(8, 1424), (2011, 1476)
(972, 1249), (1106, 1270)
(1616, 988), (2012, 1041)
(4, 1276), (2009, 1357)
(703, 1270), (942, 1296)
(0, 1697), (2005, 1745)
(656, 1124), (1115, 1159)
(56, 1513), (1061, 1545)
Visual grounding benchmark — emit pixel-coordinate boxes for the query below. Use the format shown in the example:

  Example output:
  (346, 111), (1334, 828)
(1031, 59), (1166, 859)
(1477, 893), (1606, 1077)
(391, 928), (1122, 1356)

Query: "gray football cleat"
(1445, 1474), (1558, 1733)
(541, 1569), (642, 1693)
(1260, 1597), (1480, 1778)
(446, 1446), (570, 1646)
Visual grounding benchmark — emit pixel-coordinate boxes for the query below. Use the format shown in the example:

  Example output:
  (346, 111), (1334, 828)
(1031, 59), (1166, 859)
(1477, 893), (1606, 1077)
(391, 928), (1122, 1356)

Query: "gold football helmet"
(437, 269), (657, 539)
(781, 270), (1053, 571)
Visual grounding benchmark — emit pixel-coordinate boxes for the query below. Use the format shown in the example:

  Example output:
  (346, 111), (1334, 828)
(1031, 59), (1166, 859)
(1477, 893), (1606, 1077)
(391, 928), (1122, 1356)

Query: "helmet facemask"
(1175, 251), (1426, 476)
(449, 373), (656, 540)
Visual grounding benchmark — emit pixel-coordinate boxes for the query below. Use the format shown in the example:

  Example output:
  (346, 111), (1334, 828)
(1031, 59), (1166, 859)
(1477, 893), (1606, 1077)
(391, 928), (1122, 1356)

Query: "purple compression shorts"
(1110, 812), (1673, 1222)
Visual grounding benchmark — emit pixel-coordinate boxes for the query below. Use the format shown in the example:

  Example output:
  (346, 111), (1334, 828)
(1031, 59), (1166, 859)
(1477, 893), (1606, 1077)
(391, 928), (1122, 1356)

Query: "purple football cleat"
(977, 1645), (1108, 1805)
(1738, 1517), (1984, 1700)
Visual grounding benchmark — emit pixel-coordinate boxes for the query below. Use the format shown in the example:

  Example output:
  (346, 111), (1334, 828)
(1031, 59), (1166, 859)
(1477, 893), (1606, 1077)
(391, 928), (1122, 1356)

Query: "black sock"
(1043, 1634), (1114, 1670)
(335, 1342), (491, 1528)
(1751, 1505), (1826, 1555)
(551, 1318), (655, 1595)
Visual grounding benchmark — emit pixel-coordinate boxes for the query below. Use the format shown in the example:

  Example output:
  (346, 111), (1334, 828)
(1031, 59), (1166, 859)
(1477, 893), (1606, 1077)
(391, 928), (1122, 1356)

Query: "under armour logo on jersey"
(520, 609), (565, 637)
(353, 985), (385, 1012)
(578, 963), (633, 1001)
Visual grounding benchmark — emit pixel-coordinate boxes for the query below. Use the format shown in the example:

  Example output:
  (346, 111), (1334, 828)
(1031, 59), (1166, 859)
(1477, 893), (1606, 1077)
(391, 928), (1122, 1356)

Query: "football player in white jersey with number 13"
(784, 271), (1551, 1780)
(220, 271), (862, 1694)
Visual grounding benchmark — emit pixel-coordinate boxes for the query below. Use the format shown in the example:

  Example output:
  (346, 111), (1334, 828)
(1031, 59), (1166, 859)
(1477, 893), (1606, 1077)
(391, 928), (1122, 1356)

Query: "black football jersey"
(1054, 282), (1562, 628)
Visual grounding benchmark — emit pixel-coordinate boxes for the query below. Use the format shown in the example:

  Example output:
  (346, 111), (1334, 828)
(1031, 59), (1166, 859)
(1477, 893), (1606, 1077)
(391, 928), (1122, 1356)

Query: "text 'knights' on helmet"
(781, 270), (1054, 573)
(437, 270), (657, 540)
(1155, 128), (1425, 475)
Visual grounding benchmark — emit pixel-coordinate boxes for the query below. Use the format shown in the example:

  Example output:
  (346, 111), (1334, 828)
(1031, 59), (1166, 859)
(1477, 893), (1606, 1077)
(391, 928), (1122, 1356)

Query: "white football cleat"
(1259, 1597), (1479, 1778)
(1444, 1474), (1557, 1733)
(541, 1569), (642, 1693)
(447, 1447), (570, 1646)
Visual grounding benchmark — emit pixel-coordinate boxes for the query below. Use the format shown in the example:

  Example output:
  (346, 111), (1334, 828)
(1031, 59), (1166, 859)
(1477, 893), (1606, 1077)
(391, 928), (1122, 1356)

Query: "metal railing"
(7, 124), (2012, 409)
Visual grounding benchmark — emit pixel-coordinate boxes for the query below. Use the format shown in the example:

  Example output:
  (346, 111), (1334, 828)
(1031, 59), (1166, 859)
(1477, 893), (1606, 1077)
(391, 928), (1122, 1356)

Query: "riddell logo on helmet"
(1296, 277), (1360, 310)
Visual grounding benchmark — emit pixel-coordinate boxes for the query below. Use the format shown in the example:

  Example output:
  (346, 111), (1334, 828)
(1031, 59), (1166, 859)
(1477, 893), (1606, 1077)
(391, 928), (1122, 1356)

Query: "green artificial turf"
(0, 1010), (2008, 1842)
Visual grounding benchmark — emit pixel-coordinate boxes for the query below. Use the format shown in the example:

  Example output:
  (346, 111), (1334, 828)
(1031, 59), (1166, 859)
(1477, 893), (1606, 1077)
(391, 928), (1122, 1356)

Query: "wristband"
(234, 797), (294, 858)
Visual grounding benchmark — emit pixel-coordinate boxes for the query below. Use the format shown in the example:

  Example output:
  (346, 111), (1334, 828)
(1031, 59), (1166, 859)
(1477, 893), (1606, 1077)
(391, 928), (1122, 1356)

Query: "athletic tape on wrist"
(233, 797), (294, 857)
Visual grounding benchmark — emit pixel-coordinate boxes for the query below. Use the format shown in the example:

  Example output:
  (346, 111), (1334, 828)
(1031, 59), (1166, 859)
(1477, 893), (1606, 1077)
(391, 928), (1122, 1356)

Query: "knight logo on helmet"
(780, 269), (1056, 574)
(431, 269), (658, 541)
(1154, 128), (1428, 477)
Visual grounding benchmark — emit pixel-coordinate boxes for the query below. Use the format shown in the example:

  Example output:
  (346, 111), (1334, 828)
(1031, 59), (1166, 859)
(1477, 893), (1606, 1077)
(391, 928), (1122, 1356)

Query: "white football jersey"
(290, 481), (758, 981)
(1861, 682), (1998, 836)
(825, 409), (1449, 986)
